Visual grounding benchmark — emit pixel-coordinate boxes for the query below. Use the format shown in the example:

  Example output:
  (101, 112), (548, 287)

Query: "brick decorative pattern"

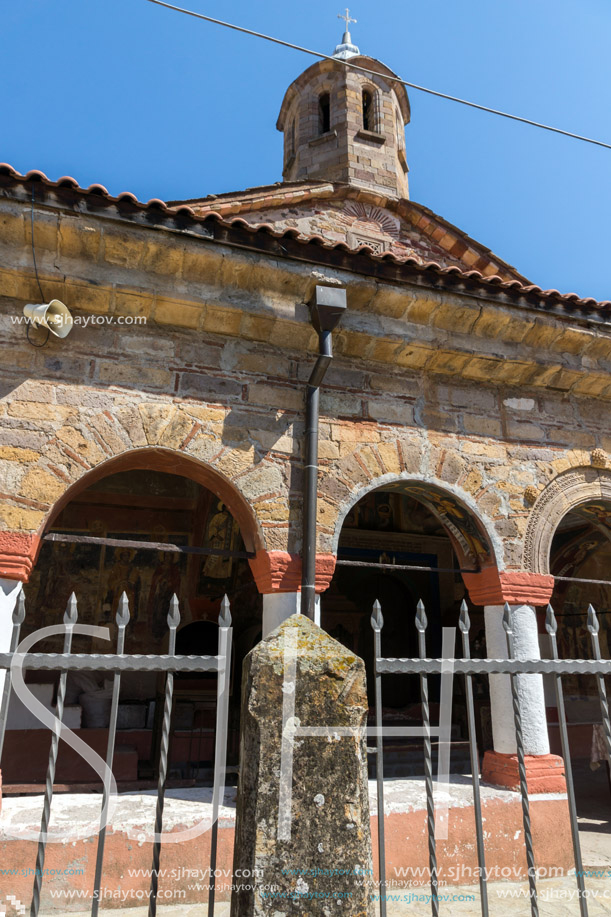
(186, 183), (527, 284)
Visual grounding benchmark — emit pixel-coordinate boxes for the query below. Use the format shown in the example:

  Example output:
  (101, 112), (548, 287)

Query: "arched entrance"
(6, 455), (262, 789)
(548, 499), (611, 717)
(322, 480), (496, 772)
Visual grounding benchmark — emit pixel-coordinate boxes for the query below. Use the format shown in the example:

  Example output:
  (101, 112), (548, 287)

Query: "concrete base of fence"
(0, 780), (573, 911)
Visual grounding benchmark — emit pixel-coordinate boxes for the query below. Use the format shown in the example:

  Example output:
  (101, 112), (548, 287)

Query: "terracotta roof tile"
(0, 163), (609, 317)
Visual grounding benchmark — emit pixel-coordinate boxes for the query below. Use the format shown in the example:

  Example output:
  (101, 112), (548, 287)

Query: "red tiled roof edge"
(0, 163), (609, 316)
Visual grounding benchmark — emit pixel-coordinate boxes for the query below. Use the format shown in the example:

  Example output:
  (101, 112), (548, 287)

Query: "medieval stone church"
(0, 18), (609, 815)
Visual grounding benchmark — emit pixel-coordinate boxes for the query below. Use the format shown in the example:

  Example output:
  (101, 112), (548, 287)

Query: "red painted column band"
(248, 550), (336, 594)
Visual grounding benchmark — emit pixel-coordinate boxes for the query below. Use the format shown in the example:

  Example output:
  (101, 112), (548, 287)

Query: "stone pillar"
(249, 550), (335, 638)
(462, 568), (565, 793)
(231, 614), (373, 916)
(262, 593), (320, 638)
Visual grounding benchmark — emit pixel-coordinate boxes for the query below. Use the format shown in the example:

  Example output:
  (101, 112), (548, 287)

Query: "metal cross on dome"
(338, 8), (357, 29)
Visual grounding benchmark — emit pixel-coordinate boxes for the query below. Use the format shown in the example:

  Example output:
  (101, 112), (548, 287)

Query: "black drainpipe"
(301, 285), (347, 621)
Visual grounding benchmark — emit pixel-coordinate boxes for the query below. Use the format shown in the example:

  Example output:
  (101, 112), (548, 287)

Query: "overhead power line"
(143, 0), (611, 151)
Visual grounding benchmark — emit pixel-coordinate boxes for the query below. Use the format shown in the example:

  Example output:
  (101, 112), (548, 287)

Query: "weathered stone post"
(231, 614), (374, 916)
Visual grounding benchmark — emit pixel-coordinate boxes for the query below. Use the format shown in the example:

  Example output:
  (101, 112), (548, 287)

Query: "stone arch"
(328, 472), (500, 572)
(39, 447), (264, 558)
(524, 466), (611, 574)
(0, 401), (284, 579)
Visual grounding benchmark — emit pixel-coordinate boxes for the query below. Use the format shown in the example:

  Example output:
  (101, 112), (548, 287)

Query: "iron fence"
(2, 591), (611, 917)
(0, 589), (233, 917)
(370, 599), (611, 917)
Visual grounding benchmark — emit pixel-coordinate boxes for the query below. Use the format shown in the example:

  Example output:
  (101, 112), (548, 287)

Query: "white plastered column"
(0, 579), (22, 696)
(262, 593), (320, 639)
(484, 603), (550, 756)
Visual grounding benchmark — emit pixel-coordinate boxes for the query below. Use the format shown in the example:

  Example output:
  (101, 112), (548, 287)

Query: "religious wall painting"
(196, 501), (241, 598)
(404, 484), (493, 567)
(24, 532), (102, 634)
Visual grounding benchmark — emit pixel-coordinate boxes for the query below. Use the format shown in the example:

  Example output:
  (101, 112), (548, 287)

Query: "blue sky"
(2, 0), (610, 299)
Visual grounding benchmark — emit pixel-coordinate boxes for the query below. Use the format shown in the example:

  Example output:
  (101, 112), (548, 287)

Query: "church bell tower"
(276, 11), (411, 199)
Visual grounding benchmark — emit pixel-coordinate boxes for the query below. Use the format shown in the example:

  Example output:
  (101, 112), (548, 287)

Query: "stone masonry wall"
(0, 193), (610, 576)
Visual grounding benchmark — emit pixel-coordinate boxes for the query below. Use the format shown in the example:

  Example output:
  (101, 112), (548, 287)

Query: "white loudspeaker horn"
(23, 300), (73, 338)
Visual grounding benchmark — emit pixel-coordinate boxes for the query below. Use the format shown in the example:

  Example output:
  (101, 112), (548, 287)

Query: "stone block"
(248, 384), (303, 412)
(0, 211), (24, 246)
(176, 340), (223, 368)
(506, 420), (546, 443)
(114, 290), (151, 318)
(103, 231), (143, 268)
(154, 298), (202, 329)
(24, 214), (58, 253)
(137, 404), (174, 445)
(203, 306), (243, 336)
(179, 373), (242, 400)
(432, 302), (480, 334)
(0, 447), (40, 463)
(98, 361), (173, 390)
(320, 391), (362, 418)
(268, 321), (317, 352)
(395, 343), (434, 370)
(462, 415), (503, 437)
(58, 222), (100, 260)
(371, 339), (403, 363)
(19, 468), (64, 503)
(70, 284), (112, 315)
(236, 351), (291, 377)
(367, 399), (413, 425)
(141, 240), (184, 276)
(376, 442), (402, 475)
(428, 350), (471, 375)
(0, 505), (45, 531)
(368, 372), (420, 396)
(240, 315), (277, 342)
(231, 615), (373, 916)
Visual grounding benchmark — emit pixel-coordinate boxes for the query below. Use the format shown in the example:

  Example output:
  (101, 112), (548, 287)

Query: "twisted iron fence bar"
(503, 604), (538, 917)
(458, 601), (488, 917)
(91, 593), (130, 917)
(148, 594), (180, 917)
(545, 605), (588, 917)
(31, 594), (78, 917)
(0, 588), (25, 760)
(371, 600), (387, 917)
(208, 596), (233, 917)
(416, 600), (439, 917)
(587, 605), (611, 770)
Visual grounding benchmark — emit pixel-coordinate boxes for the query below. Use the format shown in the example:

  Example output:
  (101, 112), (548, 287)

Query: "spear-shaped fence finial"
(458, 599), (470, 634)
(219, 594), (232, 628)
(116, 591), (131, 628)
(167, 594), (181, 630)
(587, 604), (600, 635)
(13, 587), (26, 625)
(415, 599), (428, 633)
(371, 599), (384, 632)
(502, 602), (513, 634)
(545, 604), (557, 636)
(64, 592), (78, 626)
